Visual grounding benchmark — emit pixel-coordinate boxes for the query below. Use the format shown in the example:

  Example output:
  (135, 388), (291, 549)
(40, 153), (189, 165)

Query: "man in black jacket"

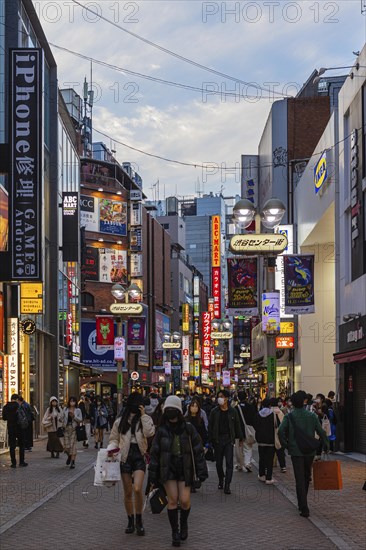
(208, 389), (243, 494)
(2, 394), (28, 468)
(235, 390), (257, 472)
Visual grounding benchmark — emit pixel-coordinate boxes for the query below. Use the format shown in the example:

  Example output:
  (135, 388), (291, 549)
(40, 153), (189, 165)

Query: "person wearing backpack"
(278, 390), (329, 518)
(2, 393), (28, 468)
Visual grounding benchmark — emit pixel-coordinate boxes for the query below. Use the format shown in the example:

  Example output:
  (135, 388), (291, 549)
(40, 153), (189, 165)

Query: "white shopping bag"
(94, 449), (121, 487)
(102, 460), (121, 482)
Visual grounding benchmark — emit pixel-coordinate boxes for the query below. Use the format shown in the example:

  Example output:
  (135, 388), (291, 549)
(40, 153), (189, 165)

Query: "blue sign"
(81, 320), (117, 370)
(314, 151), (328, 194)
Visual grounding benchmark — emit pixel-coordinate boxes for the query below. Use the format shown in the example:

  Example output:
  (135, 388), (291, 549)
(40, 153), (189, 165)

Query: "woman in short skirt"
(42, 396), (64, 458)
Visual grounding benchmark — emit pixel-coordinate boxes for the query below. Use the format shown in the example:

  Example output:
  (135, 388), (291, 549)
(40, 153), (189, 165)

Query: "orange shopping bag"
(313, 457), (343, 490)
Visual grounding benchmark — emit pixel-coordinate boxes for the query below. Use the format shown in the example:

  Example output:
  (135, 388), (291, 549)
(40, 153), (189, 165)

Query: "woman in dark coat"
(148, 395), (208, 547)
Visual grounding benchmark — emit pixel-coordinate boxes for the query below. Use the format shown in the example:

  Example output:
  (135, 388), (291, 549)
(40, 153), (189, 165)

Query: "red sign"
(275, 336), (295, 349)
(201, 312), (211, 368)
(212, 266), (221, 319)
(208, 298), (215, 319)
(96, 316), (115, 347)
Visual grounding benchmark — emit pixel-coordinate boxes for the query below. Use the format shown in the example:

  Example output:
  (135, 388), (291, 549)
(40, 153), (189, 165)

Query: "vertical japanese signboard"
(182, 303), (189, 332)
(202, 312), (211, 369)
(10, 49), (43, 280)
(211, 215), (221, 318)
(182, 335), (190, 378)
(62, 192), (79, 262)
(8, 318), (18, 400)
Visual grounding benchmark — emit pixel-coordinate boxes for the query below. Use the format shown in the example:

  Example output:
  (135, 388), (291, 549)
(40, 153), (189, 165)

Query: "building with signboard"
(0, 0), (60, 421)
(333, 46), (366, 454)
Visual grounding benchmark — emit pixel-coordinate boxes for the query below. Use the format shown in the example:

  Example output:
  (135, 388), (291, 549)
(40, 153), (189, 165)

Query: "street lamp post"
(232, 198), (286, 398)
(110, 283), (143, 414)
(162, 331), (182, 395)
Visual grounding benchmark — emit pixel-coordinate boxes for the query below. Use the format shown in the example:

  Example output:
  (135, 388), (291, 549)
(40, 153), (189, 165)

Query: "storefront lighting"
(117, 240), (122, 245)
(98, 238), (104, 242)
(98, 187), (104, 192)
(117, 191), (122, 195)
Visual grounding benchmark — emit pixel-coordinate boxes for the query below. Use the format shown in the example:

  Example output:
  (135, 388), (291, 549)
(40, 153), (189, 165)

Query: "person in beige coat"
(42, 396), (64, 458)
(107, 392), (155, 537)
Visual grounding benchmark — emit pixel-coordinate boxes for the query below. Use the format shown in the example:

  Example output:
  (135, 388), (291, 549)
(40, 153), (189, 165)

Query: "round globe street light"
(128, 283), (142, 302)
(111, 283), (126, 301)
(233, 199), (256, 228)
(260, 198), (286, 229)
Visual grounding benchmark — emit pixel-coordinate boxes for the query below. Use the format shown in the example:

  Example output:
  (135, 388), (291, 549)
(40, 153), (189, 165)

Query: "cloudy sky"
(39, 0), (365, 199)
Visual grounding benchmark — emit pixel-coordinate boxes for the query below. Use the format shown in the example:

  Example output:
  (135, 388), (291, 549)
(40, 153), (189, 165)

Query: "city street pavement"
(1, 436), (365, 550)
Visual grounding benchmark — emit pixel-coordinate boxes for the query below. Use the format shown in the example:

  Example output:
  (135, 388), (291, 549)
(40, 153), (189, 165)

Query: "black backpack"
(17, 406), (29, 430)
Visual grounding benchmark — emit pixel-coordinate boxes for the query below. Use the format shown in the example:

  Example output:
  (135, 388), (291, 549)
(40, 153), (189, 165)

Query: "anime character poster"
(227, 258), (258, 315)
(284, 255), (315, 314)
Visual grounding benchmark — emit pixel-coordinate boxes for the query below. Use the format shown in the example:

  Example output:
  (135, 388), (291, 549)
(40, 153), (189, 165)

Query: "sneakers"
(265, 479), (275, 485)
(281, 467), (287, 473)
(245, 464), (253, 472)
(257, 475), (266, 482)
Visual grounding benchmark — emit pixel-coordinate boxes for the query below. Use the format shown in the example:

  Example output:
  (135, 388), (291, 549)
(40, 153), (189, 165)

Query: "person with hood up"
(2, 394), (28, 468)
(252, 398), (276, 484)
(148, 395), (208, 547)
(42, 396), (64, 458)
(107, 392), (155, 537)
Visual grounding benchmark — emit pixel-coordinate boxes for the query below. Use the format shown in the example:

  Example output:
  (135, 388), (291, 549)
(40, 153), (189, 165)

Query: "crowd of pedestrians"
(2, 387), (338, 546)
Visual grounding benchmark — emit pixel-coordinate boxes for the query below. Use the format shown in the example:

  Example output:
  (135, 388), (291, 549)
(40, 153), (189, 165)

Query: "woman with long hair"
(148, 395), (208, 547)
(185, 398), (208, 445)
(62, 396), (82, 469)
(42, 396), (64, 458)
(92, 395), (108, 449)
(107, 392), (155, 536)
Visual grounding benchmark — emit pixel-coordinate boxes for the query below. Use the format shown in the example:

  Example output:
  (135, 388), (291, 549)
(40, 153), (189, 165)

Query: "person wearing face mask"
(208, 390), (244, 494)
(313, 393), (328, 460)
(148, 395), (208, 547)
(62, 396), (83, 469)
(92, 396), (108, 449)
(107, 392), (155, 537)
(42, 396), (64, 458)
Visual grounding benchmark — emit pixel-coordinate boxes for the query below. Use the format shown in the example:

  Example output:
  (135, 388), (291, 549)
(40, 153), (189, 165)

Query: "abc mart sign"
(229, 234), (288, 255)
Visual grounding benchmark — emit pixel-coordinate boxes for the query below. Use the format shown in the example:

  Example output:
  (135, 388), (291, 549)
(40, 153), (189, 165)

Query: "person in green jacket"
(278, 390), (329, 518)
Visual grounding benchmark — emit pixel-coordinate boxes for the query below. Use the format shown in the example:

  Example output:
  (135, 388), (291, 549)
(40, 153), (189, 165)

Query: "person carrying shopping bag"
(92, 396), (108, 449)
(107, 392), (155, 536)
(62, 396), (83, 469)
(42, 396), (64, 458)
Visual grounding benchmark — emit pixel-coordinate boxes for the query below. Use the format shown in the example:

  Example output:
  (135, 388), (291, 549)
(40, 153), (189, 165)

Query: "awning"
(333, 349), (366, 364)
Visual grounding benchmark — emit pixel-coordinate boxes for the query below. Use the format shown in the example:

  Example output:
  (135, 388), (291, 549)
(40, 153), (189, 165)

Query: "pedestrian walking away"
(235, 390), (256, 472)
(2, 393), (28, 468)
(278, 390), (329, 518)
(92, 395), (108, 449)
(107, 391), (155, 537)
(208, 389), (243, 494)
(79, 395), (92, 447)
(252, 398), (276, 484)
(18, 396), (34, 451)
(270, 397), (287, 472)
(42, 396), (64, 458)
(62, 396), (83, 469)
(148, 395), (208, 547)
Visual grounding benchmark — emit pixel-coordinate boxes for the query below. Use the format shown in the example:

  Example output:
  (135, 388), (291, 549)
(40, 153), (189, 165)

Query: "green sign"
(117, 373), (123, 390)
(267, 356), (276, 383)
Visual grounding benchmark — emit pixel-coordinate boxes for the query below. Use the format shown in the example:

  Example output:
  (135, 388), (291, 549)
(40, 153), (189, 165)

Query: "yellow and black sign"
(20, 283), (43, 314)
(21, 319), (36, 335)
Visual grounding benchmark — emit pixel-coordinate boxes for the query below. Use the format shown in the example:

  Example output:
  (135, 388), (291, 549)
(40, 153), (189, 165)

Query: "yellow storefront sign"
(280, 321), (294, 334)
(20, 283), (43, 314)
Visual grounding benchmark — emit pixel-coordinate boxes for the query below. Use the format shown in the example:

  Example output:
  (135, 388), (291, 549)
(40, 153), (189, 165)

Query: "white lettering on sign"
(347, 325), (364, 343)
(350, 129), (360, 247)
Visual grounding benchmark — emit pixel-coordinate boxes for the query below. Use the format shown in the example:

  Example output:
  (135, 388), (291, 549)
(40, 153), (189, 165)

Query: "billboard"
(284, 255), (315, 314)
(10, 49), (43, 280)
(96, 316), (114, 349)
(81, 321), (117, 370)
(80, 195), (127, 235)
(99, 248), (127, 284)
(262, 292), (280, 333)
(227, 258), (258, 315)
(62, 192), (79, 262)
(127, 317), (146, 351)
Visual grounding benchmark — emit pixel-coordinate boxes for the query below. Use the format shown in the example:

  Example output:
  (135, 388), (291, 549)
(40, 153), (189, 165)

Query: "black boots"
(125, 515), (135, 534)
(218, 479), (224, 490)
(135, 514), (145, 536)
(224, 483), (231, 495)
(168, 508), (180, 547)
(70, 460), (75, 469)
(51, 452), (55, 458)
(66, 454), (71, 465)
(180, 508), (190, 541)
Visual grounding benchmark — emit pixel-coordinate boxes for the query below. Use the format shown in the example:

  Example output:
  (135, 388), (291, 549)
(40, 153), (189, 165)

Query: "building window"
(81, 292), (94, 308)
(179, 272), (184, 290)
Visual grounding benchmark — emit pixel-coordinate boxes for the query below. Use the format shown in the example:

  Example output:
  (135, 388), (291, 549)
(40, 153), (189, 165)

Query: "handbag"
(76, 424), (87, 441)
(237, 404), (256, 445)
(288, 414), (319, 454)
(146, 487), (168, 514)
(313, 456), (343, 490)
(205, 444), (215, 462)
(56, 427), (64, 438)
(273, 413), (282, 450)
(189, 435), (201, 490)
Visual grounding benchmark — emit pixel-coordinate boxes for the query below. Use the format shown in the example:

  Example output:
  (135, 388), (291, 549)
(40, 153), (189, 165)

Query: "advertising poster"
(127, 317), (146, 351)
(222, 370), (231, 387)
(99, 248), (127, 284)
(80, 194), (98, 231)
(284, 255), (315, 314)
(155, 311), (170, 349)
(0, 184), (8, 251)
(114, 337), (125, 361)
(182, 336), (190, 377)
(171, 350), (182, 367)
(96, 316), (115, 349)
(99, 198), (127, 236)
(81, 247), (99, 281)
(81, 321), (116, 370)
(153, 349), (164, 370)
(227, 258), (258, 314)
(262, 292), (280, 333)
(130, 227), (142, 251)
